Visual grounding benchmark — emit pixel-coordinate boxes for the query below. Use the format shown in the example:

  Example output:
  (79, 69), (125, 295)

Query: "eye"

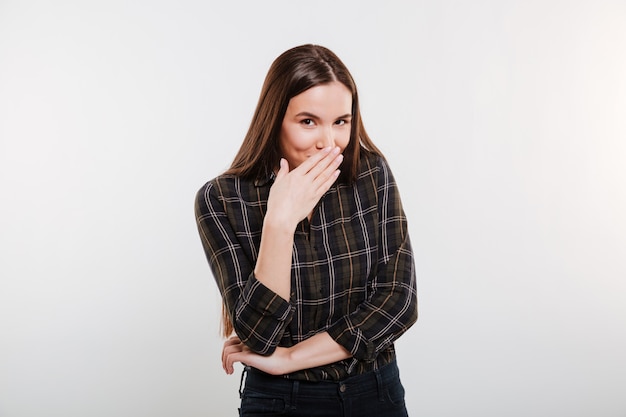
(335, 119), (350, 126)
(300, 119), (315, 126)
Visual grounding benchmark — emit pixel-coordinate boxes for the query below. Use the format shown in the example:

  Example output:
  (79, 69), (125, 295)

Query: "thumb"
(276, 158), (289, 178)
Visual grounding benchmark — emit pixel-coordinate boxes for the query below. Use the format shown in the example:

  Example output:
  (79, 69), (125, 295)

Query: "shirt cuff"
(327, 316), (376, 362)
(241, 274), (292, 322)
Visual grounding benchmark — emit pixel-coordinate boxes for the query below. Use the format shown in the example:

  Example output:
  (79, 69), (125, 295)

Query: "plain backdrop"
(1, 1), (625, 416)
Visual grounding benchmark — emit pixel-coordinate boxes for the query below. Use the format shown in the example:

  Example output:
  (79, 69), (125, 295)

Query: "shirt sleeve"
(327, 157), (418, 361)
(195, 180), (294, 355)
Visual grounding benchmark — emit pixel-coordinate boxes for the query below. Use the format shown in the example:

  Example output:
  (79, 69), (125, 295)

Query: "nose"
(316, 126), (335, 149)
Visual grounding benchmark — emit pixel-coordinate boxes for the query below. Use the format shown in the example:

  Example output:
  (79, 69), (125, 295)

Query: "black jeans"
(239, 360), (409, 417)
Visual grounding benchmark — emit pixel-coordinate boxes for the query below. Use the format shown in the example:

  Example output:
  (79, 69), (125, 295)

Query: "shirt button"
(339, 384), (346, 393)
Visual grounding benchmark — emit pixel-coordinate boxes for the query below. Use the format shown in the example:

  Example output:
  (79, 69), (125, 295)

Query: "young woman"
(195, 44), (417, 417)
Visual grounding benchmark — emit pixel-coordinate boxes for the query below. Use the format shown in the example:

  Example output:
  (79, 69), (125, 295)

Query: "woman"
(195, 44), (417, 416)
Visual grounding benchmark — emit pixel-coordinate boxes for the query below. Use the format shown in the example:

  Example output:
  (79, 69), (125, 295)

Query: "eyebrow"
(295, 112), (352, 120)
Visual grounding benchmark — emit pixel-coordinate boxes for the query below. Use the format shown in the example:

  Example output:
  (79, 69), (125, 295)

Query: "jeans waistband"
(241, 360), (400, 400)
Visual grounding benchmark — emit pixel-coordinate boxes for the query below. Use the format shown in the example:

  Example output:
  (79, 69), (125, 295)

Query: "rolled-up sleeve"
(327, 157), (418, 361)
(195, 180), (293, 355)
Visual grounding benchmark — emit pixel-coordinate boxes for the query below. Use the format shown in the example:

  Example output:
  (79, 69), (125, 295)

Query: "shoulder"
(195, 174), (234, 207)
(197, 172), (268, 198)
(195, 174), (248, 214)
(356, 152), (394, 186)
(195, 173), (268, 216)
(196, 174), (239, 198)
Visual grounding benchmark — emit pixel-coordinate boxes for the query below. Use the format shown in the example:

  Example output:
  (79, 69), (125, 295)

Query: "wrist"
(285, 346), (295, 374)
(275, 346), (295, 375)
(263, 212), (297, 234)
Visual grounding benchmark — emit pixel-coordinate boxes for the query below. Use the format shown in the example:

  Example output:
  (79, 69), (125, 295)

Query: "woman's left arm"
(326, 156), (418, 361)
(222, 332), (350, 375)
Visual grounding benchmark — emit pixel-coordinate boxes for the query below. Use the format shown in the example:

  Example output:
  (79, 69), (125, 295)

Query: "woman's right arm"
(254, 148), (342, 299)
(195, 180), (294, 355)
(196, 147), (343, 355)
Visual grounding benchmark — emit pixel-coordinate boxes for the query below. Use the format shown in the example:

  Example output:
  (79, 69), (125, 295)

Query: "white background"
(1, 1), (625, 416)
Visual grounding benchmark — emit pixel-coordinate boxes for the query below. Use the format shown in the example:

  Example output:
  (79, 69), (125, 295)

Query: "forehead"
(287, 82), (352, 114)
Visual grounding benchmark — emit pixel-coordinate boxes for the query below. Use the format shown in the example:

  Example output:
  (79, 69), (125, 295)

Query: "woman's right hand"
(252, 146), (343, 301)
(265, 146), (343, 229)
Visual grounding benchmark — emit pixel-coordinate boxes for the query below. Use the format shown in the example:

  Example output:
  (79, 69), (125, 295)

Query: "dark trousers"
(238, 360), (409, 417)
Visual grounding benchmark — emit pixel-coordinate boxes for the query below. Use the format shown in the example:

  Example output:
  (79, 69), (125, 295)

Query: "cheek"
(281, 125), (316, 149)
(337, 130), (351, 151)
(288, 135), (317, 151)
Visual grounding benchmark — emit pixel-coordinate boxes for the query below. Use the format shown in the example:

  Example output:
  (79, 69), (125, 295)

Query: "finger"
(222, 337), (243, 370)
(306, 147), (342, 181)
(224, 336), (241, 347)
(275, 158), (289, 180)
(222, 343), (243, 373)
(225, 351), (243, 375)
(292, 146), (334, 175)
(222, 336), (241, 366)
(227, 342), (255, 374)
(311, 153), (343, 193)
(222, 345), (230, 372)
(314, 168), (341, 197)
(225, 348), (251, 375)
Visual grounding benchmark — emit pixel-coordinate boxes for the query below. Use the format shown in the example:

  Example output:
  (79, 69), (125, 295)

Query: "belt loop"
(239, 366), (249, 398)
(374, 368), (384, 402)
(290, 380), (300, 410)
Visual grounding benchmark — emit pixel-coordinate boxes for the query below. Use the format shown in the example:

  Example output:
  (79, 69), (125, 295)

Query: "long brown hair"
(221, 44), (382, 337)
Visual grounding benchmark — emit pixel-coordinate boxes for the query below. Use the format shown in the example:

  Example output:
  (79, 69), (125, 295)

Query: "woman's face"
(279, 81), (352, 169)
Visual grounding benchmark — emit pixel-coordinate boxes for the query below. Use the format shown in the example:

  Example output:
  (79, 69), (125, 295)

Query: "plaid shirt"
(195, 152), (417, 381)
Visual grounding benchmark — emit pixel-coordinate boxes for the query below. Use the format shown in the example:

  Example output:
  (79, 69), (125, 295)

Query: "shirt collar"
(253, 170), (276, 187)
